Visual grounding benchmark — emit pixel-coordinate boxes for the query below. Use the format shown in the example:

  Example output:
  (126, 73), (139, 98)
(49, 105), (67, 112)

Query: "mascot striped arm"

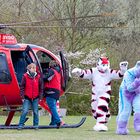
(72, 57), (128, 131)
(116, 61), (140, 135)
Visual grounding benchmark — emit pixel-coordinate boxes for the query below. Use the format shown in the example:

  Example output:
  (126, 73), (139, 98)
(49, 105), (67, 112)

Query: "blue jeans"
(46, 97), (61, 125)
(18, 98), (39, 127)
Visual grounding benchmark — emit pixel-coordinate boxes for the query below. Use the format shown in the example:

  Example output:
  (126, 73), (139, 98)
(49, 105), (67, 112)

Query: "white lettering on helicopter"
(3, 35), (15, 40)
(0, 34), (17, 44)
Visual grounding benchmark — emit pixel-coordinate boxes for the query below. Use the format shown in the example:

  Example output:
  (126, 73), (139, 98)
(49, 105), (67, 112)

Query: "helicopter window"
(36, 51), (53, 73)
(11, 51), (28, 84)
(0, 53), (12, 83)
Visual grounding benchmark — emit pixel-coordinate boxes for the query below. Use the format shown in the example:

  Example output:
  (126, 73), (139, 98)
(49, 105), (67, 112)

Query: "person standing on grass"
(72, 57), (128, 131)
(18, 63), (43, 130)
(43, 60), (63, 128)
(116, 61), (140, 135)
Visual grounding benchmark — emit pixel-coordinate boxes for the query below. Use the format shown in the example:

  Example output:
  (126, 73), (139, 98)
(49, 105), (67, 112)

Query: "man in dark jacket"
(43, 60), (62, 128)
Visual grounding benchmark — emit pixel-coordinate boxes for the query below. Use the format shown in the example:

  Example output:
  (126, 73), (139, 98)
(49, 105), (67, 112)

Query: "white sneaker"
(93, 123), (108, 131)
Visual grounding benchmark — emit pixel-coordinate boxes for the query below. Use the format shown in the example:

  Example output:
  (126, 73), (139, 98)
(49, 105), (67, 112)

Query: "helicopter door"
(59, 51), (70, 91)
(24, 45), (42, 74)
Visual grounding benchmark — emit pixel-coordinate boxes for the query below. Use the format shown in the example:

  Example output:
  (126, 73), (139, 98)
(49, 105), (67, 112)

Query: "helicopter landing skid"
(0, 117), (86, 129)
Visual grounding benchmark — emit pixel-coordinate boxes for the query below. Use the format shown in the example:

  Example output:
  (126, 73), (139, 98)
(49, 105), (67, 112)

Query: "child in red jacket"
(18, 63), (43, 130)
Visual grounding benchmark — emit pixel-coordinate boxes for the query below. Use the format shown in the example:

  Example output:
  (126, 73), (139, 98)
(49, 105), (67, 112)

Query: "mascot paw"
(116, 128), (129, 135)
(120, 61), (128, 67)
(133, 78), (140, 88)
(120, 61), (128, 73)
(72, 68), (82, 76)
(116, 121), (129, 135)
(93, 123), (108, 131)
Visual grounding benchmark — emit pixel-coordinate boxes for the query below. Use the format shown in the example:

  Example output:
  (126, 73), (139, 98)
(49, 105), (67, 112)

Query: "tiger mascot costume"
(72, 57), (128, 131)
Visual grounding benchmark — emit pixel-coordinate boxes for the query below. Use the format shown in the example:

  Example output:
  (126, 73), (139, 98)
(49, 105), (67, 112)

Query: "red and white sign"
(0, 34), (17, 45)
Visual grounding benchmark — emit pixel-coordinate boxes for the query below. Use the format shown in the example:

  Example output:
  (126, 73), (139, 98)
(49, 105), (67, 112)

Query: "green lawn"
(0, 115), (140, 140)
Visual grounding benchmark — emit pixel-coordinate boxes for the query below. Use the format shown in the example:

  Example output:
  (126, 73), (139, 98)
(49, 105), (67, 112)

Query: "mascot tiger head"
(96, 57), (110, 73)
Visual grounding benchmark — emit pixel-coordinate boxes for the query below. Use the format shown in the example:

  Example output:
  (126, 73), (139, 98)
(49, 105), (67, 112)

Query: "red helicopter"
(0, 33), (86, 129)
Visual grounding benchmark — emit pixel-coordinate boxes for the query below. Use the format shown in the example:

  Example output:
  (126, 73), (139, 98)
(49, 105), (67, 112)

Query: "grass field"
(0, 115), (140, 140)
